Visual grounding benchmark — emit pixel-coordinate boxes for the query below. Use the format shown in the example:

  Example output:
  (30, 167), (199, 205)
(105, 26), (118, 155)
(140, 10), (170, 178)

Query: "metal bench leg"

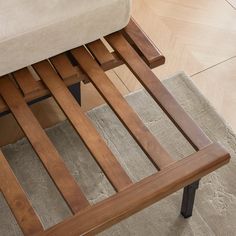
(181, 180), (200, 218)
(68, 82), (81, 105)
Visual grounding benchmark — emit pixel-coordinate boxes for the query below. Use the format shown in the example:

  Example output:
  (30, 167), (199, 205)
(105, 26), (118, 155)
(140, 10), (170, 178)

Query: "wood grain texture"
(0, 1), (233, 233)
(123, 18), (165, 68)
(33, 61), (132, 192)
(37, 143), (230, 236)
(72, 47), (174, 170)
(50, 54), (79, 80)
(105, 32), (212, 150)
(0, 150), (43, 235)
(86, 40), (119, 70)
(0, 77), (89, 213)
(13, 68), (40, 95)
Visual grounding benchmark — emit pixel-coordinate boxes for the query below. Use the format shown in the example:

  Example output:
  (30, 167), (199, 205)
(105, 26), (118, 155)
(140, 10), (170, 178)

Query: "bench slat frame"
(72, 46), (173, 169)
(0, 18), (230, 236)
(105, 32), (212, 151)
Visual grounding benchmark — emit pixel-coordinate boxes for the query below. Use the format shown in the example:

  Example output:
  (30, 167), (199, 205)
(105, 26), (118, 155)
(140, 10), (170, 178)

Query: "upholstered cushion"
(0, 0), (131, 76)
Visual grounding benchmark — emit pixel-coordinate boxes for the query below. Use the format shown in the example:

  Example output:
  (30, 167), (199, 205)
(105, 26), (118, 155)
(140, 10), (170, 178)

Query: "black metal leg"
(181, 180), (200, 218)
(68, 82), (81, 105)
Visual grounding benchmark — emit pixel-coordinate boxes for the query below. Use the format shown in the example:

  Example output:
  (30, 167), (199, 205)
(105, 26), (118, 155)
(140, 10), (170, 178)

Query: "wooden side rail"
(122, 18), (165, 69)
(37, 143), (230, 236)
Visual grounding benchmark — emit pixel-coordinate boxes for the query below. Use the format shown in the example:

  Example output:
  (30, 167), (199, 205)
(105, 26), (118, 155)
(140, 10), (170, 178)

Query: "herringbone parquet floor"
(82, 0), (236, 131)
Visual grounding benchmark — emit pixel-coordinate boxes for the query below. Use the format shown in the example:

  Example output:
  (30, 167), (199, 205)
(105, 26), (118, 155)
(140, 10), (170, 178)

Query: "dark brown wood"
(71, 46), (174, 170)
(105, 32), (212, 151)
(37, 143), (230, 236)
(0, 77), (89, 213)
(123, 18), (165, 68)
(33, 60), (132, 192)
(0, 150), (44, 235)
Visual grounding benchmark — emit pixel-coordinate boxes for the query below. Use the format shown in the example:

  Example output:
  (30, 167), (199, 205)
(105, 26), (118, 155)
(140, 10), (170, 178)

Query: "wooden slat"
(123, 18), (165, 69)
(13, 68), (40, 95)
(0, 150), (43, 235)
(86, 40), (119, 70)
(50, 54), (78, 80)
(0, 46), (125, 114)
(71, 47), (174, 170)
(105, 32), (212, 150)
(50, 54), (91, 84)
(0, 77), (89, 213)
(33, 61), (132, 192)
(0, 72), (84, 114)
(37, 143), (230, 236)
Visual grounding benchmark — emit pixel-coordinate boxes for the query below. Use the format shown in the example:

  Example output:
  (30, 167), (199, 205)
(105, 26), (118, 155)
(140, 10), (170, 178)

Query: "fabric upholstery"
(0, 0), (131, 76)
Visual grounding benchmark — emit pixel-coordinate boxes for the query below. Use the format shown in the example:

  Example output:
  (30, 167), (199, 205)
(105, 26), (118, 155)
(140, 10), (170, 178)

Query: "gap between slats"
(0, 150), (44, 235)
(122, 18), (165, 69)
(105, 32), (212, 151)
(71, 47), (174, 170)
(0, 77), (90, 213)
(33, 60), (133, 192)
(36, 143), (230, 236)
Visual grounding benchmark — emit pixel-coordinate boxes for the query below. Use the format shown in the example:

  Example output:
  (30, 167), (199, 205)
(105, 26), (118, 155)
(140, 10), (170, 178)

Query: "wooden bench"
(0, 19), (230, 236)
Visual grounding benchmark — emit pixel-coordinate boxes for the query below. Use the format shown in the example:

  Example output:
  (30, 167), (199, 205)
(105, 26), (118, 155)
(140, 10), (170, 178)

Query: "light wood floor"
(83, 0), (236, 130)
(1, 0), (236, 146)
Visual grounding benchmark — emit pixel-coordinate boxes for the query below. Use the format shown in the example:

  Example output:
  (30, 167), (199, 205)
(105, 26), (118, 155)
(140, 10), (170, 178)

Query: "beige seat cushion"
(0, 0), (131, 76)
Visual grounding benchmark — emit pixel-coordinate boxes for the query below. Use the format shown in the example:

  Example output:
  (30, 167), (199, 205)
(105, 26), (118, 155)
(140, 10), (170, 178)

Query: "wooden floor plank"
(105, 32), (212, 150)
(71, 47), (174, 170)
(0, 77), (89, 213)
(0, 150), (43, 235)
(37, 143), (230, 236)
(33, 61), (132, 192)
